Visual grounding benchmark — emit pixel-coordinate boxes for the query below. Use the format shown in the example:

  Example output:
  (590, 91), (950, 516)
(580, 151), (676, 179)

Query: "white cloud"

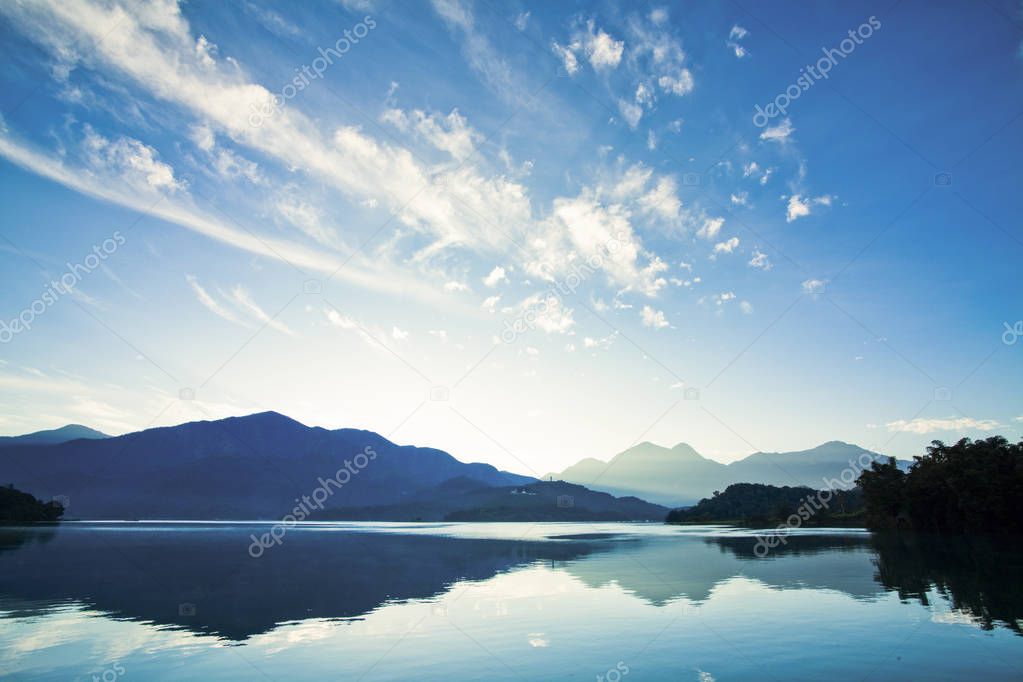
(583, 22), (624, 70)
(392, 326), (409, 340)
(324, 306), (383, 349)
(726, 26), (749, 59)
(504, 294), (575, 334)
(551, 20), (623, 76)
(712, 236), (739, 254)
(82, 126), (181, 192)
(618, 98), (643, 128)
(701, 291), (736, 307)
(431, 0), (531, 103)
(514, 11), (530, 31)
(0, 131), (447, 306)
(190, 123), (263, 184)
(0, 1), (524, 308)
(740, 300), (753, 314)
(760, 118), (794, 142)
(748, 250), (771, 271)
(786, 195), (811, 222)
(483, 266), (507, 288)
(481, 295), (500, 313)
(730, 191), (749, 207)
(583, 332), (616, 350)
(742, 162), (774, 186)
(727, 43), (748, 58)
(242, 2), (301, 39)
(637, 175), (681, 222)
(274, 193), (342, 249)
(786, 194), (833, 222)
(382, 107), (481, 160)
(552, 41), (579, 75)
(0, 0), (538, 267)
(635, 83), (653, 106)
(610, 164), (653, 201)
(801, 279), (826, 294)
(189, 124), (215, 152)
(627, 14), (695, 97)
(641, 305), (669, 329)
(185, 275), (244, 325)
(428, 329), (448, 342)
(697, 217), (724, 240)
(657, 71), (694, 96)
(210, 147), (262, 184)
(531, 189), (667, 296)
(231, 285), (295, 336)
(443, 280), (469, 293)
(885, 417), (1001, 434)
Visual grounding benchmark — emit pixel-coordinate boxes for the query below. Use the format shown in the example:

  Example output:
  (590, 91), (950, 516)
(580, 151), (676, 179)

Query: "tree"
(857, 437), (1023, 533)
(856, 457), (906, 529)
(0, 485), (65, 524)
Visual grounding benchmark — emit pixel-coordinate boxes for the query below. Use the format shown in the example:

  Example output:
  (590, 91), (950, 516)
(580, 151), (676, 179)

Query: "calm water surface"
(0, 522), (1020, 680)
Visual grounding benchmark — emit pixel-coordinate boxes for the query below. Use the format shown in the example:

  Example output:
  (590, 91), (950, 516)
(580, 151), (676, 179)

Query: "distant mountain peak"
(0, 410), (536, 519)
(231, 410), (305, 426)
(0, 424), (109, 446)
(670, 442), (701, 456)
(549, 438), (900, 507)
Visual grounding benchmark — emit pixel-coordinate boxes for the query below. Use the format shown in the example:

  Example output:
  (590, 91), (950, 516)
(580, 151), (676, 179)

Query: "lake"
(0, 522), (1020, 680)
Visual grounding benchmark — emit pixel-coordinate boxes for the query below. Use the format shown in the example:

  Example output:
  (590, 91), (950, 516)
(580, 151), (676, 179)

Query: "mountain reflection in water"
(0, 523), (1020, 681)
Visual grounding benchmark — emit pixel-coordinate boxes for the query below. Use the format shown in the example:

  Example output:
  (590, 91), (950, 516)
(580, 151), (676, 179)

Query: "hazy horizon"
(0, 408), (894, 468)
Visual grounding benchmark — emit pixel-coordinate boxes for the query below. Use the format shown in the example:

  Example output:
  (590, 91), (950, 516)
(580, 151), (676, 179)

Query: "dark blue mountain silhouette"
(0, 411), (536, 519)
(0, 424), (109, 446)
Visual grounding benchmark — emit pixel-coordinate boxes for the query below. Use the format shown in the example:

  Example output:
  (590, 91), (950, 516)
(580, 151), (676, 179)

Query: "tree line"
(666, 482), (864, 526)
(856, 436), (1023, 533)
(0, 484), (64, 524)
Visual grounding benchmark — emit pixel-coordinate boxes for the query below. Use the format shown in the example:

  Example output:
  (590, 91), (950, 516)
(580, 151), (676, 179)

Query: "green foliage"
(857, 437), (1023, 533)
(666, 482), (863, 526)
(0, 485), (64, 524)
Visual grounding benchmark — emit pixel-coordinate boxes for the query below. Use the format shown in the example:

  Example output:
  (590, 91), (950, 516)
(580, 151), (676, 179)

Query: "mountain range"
(0, 412), (659, 520)
(0, 412), (902, 518)
(545, 440), (906, 506)
(0, 424), (108, 446)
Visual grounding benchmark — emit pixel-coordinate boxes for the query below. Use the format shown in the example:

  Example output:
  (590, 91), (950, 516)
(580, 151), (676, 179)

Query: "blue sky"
(0, 0), (1021, 473)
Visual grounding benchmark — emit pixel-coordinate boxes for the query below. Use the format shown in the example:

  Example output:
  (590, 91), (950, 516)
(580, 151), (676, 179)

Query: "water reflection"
(0, 524), (601, 640)
(0, 523), (1021, 681)
(869, 533), (1023, 635)
(0, 524), (1019, 641)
